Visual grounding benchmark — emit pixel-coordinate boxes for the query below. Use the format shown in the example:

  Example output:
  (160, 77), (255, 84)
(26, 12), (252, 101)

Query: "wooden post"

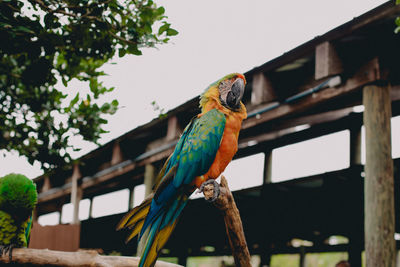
(350, 125), (362, 166)
(138, 164), (157, 255)
(348, 236), (362, 267)
(363, 84), (395, 266)
(263, 150), (273, 184)
(128, 187), (135, 210)
(166, 116), (181, 141)
(299, 246), (306, 267)
(212, 176), (251, 267)
(71, 164), (82, 224)
(259, 251), (271, 267)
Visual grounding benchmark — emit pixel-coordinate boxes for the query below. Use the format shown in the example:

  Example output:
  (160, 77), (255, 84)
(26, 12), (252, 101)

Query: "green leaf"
(395, 26), (400, 34)
(70, 93), (80, 107)
(111, 99), (119, 106)
(396, 0), (400, 5)
(118, 48), (126, 57)
(127, 45), (142, 55)
(166, 28), (178, 36)
(396, 17), (400, 26)
(158, 23), (170, 35)
(15, 26), (34, 34)
(156, 6), (165, 16)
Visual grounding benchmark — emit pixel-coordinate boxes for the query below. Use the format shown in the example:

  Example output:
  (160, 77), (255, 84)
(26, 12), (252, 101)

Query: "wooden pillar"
(299, 246), (306, 267)
(166, 116), (181, 141)
(88, 198), (94, 219)
(263, 150), (273, 184)
(259, 252), (271, 267)
(350, 125), (362, 166)
(137, 163), (157, 255)
(177, 254), (187, 266)
(128, 187), (135, 210)
(71, 164), (82, 225)
(363, 84), (395, 266)
(144, 164), (156, 197)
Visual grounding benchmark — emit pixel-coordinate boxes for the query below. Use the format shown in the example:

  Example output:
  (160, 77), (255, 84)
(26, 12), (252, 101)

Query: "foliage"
(0, 0), (178, 171)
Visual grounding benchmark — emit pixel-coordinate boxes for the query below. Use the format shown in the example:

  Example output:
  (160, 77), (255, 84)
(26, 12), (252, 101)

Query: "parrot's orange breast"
(193, 111), (244, 188)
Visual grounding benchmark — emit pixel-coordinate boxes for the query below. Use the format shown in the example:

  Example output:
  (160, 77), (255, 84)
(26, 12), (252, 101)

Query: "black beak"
(226, 78), (245, 109)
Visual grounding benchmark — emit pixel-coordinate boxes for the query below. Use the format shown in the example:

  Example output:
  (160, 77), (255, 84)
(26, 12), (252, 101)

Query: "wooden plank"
(243, 58), (380, 130)
(363, 84), (395, 266)
(29, 223), (81, 251)
(315, 41), (343, 80)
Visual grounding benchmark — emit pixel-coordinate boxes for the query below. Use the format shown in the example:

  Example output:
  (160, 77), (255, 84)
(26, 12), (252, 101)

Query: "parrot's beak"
(226, 78), (245, 109)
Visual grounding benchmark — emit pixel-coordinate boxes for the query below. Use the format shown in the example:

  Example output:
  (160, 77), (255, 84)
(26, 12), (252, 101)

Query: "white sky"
(0, 1), (390, 184)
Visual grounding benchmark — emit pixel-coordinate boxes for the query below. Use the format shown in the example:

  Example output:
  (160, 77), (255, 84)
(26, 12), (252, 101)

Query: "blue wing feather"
(139, 108), (226, 239)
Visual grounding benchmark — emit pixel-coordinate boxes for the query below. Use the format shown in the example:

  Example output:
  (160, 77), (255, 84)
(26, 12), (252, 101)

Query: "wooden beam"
(251, 72), (276, 105)
(243, 58), (380, 130)
(111, 141), (124, 165)
(315, 41), (343, 80)
(363, 84), (395, 266)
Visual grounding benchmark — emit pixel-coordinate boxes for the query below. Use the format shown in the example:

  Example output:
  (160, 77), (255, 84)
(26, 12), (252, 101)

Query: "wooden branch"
(211, 176), (251, 267)
(0, 248), (183, 267)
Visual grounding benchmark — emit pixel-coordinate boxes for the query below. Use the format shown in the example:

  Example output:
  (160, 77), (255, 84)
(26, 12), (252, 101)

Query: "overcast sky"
(0, 0), (389, 179)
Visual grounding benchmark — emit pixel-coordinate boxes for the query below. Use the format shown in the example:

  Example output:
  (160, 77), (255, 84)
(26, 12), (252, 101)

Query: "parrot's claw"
(199, 180), (220, 202)
(0, 244), (15, 261)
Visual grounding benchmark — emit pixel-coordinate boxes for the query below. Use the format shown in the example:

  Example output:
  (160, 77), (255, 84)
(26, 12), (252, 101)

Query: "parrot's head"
(200, 73), (247, 115)
(0, 173), (38, 221)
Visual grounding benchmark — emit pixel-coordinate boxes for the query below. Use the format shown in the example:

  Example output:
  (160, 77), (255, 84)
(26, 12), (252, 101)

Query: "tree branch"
(0, 248), (183, 267)
(206, 175), (252, 267)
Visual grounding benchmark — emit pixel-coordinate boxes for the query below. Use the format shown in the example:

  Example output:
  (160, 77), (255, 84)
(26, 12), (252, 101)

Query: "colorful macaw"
(117, 73), (247, 267)
(0, 173), (37, 259)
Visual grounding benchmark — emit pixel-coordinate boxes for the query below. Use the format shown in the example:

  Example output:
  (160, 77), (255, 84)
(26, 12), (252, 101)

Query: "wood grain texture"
(363, 84), (395, 267)
(213, 176), (251, 267)
(0, 248), (182, 267)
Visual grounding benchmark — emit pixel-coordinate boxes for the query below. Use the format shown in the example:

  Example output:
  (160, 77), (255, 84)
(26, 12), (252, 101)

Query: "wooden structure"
(32, 1), (400, 266)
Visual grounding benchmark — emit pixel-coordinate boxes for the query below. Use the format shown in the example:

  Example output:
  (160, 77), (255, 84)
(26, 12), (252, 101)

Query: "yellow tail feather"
(141, 220), (179, 267)
(116, 196), (152, 231)
(125, 218), (145, 243)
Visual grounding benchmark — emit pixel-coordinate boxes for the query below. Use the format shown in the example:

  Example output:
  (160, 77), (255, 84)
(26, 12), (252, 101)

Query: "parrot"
(116, 73), (247, 267)
(0, 173), (37, 259)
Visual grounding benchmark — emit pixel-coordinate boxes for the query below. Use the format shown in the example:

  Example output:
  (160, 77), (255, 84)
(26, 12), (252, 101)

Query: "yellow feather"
(125, 218), (145, 243)
(141, 220), (179, 267)
(116, 197), (151, 230)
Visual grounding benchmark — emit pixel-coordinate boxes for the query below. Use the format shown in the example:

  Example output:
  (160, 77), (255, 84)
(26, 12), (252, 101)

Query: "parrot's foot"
(199, 179), (220, 202)
(0, 244), (15, 261)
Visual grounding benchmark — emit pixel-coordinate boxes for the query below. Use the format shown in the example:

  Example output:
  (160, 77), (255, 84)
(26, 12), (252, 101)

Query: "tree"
(0, 0), (178, 171)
